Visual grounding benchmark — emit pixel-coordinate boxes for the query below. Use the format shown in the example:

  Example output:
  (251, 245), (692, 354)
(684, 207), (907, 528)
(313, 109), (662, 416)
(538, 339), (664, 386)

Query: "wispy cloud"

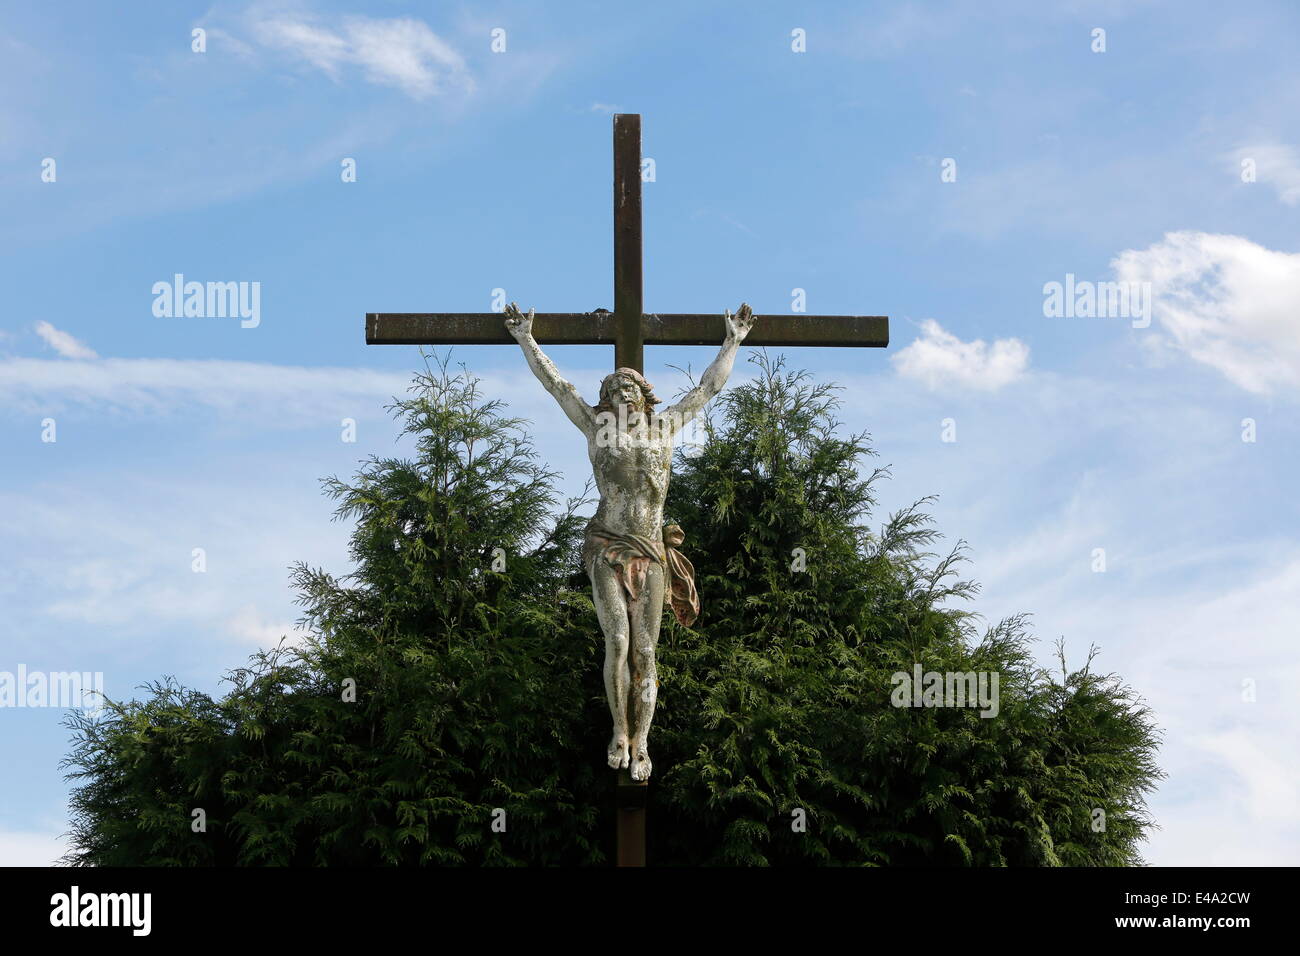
(0, 475), (350, 659)
(891, 319), (1029, 391)
(1069, 553), (1300, 865)
(1114, 231), (1300, 395)
(0, 356), (412, 419)
(33, 322), (96, 360)
(227, 603), (310, 647)
(1231, 143), (1300, 206)
(248, 10), (473, 100)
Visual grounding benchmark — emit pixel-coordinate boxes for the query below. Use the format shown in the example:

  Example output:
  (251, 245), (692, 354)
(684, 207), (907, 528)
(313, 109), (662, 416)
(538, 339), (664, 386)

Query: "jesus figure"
(504, 301), (755, 780)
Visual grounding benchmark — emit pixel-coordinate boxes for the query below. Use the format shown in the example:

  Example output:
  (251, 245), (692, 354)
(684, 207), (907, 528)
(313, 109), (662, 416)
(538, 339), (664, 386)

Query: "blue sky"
(2, 0), (1298, 865)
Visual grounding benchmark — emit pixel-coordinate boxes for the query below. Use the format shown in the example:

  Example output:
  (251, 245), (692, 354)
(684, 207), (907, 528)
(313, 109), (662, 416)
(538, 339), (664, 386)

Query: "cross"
(364, 114), (888, 867)
(365, 113), (889, 373)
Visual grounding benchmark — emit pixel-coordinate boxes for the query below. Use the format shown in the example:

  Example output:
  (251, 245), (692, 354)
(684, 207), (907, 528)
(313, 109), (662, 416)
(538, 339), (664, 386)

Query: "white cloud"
(0, 480), (343, 643)
(891, 319), (1029, 391)
(1091, 555), (1300, 866)
(33, 322), (97, 360)
(0, 828), (69, 866)
(200, 25), (256, 59)
(227, 603), (310, 648)
(1113, 231), (1300, 395)
(0, 356), (411, 420)
(1231, 143), (1300, 205)
(251, 11), (473, 100)
(1196, 730), (1299, 826)
(256, 19), (348, 75)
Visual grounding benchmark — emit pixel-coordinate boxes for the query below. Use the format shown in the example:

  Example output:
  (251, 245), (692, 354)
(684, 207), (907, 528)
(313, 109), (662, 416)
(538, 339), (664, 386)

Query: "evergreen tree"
(62, 354), (1162, 866)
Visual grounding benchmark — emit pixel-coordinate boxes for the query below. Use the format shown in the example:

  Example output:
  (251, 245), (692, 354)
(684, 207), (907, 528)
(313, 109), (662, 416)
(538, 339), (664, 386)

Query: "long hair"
(594, 368), (661, 414)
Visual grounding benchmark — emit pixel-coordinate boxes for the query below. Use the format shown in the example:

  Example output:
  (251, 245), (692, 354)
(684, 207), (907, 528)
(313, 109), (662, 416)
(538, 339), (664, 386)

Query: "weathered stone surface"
(505, 301), (755, 780)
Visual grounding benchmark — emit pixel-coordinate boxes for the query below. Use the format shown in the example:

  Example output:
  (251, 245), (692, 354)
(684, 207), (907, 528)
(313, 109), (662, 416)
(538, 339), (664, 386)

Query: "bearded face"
(599, 369), (659, 412)
(603, 374), (644, 410)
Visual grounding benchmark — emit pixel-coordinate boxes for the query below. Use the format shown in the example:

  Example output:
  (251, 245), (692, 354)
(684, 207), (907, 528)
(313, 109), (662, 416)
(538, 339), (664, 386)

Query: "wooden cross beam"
(365, 114), (889, 374)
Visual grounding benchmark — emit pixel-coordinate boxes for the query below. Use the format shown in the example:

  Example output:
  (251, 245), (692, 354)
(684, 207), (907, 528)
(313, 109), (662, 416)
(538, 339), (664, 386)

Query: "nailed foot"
(607, 735), (630, 770)
(630, 746), (652, 781)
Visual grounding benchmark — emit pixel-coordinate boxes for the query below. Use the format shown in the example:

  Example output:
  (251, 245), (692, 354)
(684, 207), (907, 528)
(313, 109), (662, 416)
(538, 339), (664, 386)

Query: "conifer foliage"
(63, 354), (1162, 866)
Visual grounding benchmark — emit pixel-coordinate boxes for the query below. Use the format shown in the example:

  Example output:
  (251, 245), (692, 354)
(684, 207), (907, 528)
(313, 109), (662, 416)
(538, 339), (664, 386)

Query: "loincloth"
(583, 519), (700, 627)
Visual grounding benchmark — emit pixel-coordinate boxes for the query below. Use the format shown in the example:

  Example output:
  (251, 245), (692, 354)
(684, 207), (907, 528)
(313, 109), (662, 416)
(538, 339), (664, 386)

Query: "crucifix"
(366, 114), (888, 866)
(366, 114), (887, 369)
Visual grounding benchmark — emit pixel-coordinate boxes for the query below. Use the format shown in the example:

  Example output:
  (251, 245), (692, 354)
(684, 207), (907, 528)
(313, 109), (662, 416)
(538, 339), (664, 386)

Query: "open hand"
(725, 303), (755, 343)
(504, 302), (535, 341)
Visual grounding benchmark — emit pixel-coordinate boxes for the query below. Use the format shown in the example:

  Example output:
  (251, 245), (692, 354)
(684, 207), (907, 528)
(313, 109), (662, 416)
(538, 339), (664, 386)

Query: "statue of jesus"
(505, 301), (755, 780)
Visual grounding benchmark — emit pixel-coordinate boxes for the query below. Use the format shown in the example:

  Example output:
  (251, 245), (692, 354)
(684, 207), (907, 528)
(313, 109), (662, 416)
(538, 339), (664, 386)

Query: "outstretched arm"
(663, 303), (755, 430)
(504, 303), (596, 436)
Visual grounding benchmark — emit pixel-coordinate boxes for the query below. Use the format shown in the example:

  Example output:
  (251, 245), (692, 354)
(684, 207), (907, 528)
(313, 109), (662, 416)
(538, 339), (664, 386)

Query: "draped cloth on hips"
(583, 519), (700, 627)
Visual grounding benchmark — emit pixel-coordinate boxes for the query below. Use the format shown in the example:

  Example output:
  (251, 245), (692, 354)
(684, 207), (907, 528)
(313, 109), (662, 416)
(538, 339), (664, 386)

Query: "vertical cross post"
(616, 768), (648, 866)
(613, 113), (643, 374)
(612, 122), (648, 866)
